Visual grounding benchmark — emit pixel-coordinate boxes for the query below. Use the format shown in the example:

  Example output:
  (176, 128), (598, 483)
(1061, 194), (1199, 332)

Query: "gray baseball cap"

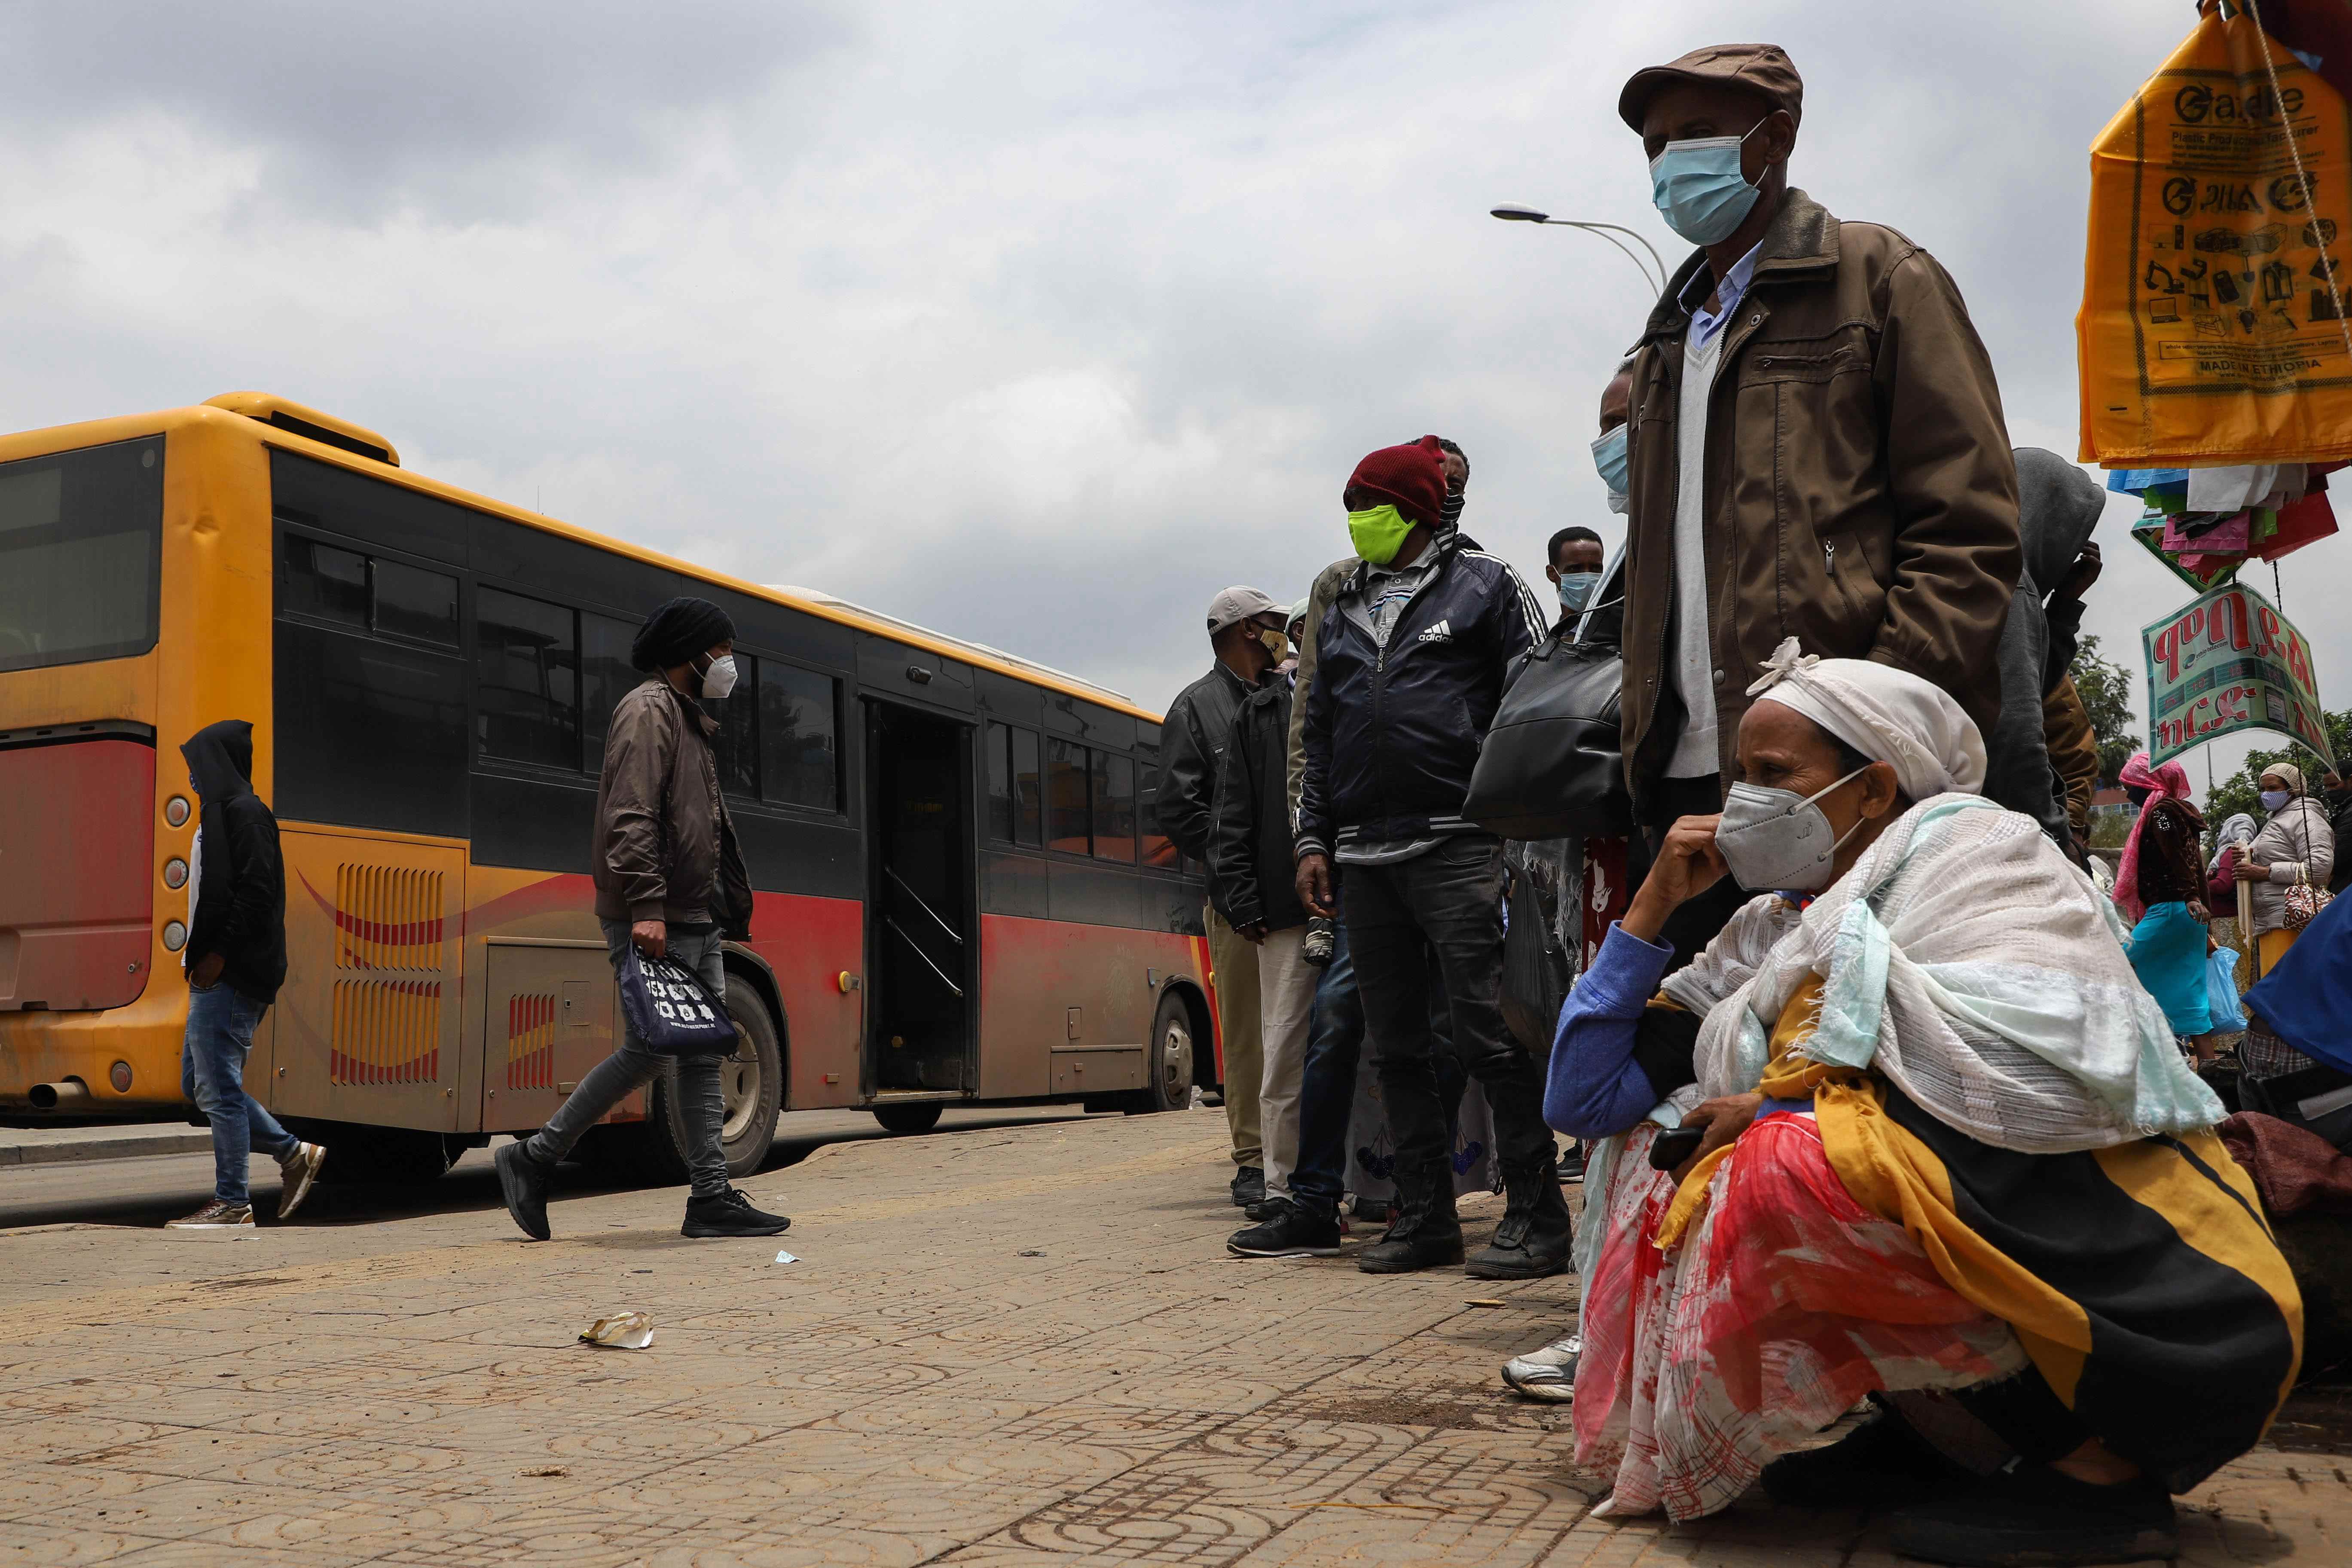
(1205, 585), (1284, 635)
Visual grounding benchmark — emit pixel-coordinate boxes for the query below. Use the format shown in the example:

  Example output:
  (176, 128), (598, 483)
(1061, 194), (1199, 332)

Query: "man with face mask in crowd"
(495, 596), (790, 1243)
(1615, 44), (2021, 963)
(1155, 585), (1290, 1207)
(1546, 528), (1607, 638)
(1294, 436), (1567, 1277)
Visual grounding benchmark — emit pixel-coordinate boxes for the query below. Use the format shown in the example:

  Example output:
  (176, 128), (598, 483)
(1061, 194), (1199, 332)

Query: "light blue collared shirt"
(1683, 239), (1765, 352)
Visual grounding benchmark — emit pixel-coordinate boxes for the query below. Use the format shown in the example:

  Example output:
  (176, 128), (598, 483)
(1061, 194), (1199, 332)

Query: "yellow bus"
(0, 393), (1222, 1181)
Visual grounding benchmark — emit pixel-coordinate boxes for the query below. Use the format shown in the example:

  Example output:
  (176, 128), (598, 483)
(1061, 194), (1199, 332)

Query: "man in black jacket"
(1206, 664), (1325, 1250)
(167, 719), (327, 1229)
(1295, 436), (1572, 1278)
(1155, 584), (1287, 1207)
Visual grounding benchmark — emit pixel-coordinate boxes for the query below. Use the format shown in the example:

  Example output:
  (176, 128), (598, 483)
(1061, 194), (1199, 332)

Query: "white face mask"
(1714, 765), (1870, 893)
(698, 653), (739, 700)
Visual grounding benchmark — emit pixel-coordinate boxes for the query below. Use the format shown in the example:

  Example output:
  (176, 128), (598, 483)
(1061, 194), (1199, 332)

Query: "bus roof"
(3, 398), (1164, 727)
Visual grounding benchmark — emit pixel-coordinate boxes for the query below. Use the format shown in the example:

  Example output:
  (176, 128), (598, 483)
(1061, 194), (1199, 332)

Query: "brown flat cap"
(1618, 43), (1802, 132)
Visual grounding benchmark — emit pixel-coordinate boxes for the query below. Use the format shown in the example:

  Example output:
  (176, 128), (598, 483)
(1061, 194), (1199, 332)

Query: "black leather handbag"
(1463, 633), (1634, 840)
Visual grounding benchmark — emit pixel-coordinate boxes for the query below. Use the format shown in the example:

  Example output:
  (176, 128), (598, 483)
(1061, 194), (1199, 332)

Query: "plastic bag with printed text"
(2079, 3), (2352, 466)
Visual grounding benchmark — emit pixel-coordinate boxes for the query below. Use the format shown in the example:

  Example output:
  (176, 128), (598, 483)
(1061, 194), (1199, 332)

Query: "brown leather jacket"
(1620, 189), (2022, 818)
(2043, 674), (2100, 837)
(591, 678), (752, 933)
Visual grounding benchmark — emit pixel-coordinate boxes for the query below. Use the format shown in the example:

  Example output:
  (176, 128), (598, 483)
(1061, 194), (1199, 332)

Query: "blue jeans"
(522, 922), (731, 1200)
(1289, 914), (1464, 1223)
(181, 982), (299, 1207)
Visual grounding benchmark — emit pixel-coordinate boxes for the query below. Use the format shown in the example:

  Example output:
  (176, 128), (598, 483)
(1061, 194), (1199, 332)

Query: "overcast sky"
(0, 0), (2332, 797)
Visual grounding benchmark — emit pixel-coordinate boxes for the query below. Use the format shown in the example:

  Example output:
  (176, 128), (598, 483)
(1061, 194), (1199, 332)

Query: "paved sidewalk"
(0, 1121), (211, 1167)
(1, 1106), (2344, 1566)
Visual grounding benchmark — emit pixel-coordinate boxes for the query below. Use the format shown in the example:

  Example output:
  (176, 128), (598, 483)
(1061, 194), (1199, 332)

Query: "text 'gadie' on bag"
(620, 947), (738, 1056)
(2079, 6), (2352, 465)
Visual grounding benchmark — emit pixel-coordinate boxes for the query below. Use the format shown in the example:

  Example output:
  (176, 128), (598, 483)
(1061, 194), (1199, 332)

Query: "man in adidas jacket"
(1294, 435), (1573, 1280)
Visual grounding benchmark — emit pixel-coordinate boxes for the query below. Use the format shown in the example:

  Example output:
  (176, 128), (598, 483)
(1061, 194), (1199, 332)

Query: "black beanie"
(631, 596), (735, 672)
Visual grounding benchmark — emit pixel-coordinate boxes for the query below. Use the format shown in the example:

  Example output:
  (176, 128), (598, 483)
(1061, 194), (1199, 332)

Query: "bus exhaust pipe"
(27, 1079), (90, 1110)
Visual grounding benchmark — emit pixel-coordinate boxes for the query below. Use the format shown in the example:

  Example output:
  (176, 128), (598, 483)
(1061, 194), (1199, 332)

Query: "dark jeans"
(1290, 915), (1464, 1222)
(522, 922), (731, 1199)
(181, 981), (299, 1207)
(1341, 836), (1555, 1195)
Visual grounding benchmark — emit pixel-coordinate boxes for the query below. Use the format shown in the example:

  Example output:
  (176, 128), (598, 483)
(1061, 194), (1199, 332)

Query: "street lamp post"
(1490, 205), (1668, 297)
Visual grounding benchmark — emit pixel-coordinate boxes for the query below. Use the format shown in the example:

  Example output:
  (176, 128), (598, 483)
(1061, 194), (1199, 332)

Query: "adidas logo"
(1417, 619), (1454, 643)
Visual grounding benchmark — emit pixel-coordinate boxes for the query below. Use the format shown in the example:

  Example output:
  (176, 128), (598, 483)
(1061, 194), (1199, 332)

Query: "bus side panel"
(738, 889), (864, 1111)
(975, 915), (1203, 1100)
(269, 826), (466, 1132)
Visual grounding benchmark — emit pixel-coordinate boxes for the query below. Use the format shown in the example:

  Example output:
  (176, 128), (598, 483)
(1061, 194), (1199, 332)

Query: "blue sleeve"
(1543, 921), (1678, 1140)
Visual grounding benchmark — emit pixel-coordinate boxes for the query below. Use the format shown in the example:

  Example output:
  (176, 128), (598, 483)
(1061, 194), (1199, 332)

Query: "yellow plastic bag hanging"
(2078, 3), (2352, 466)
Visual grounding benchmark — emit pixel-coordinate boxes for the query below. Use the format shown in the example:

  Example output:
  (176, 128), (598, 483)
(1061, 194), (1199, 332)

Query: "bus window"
(985, 721), (1014, 841)
(1012, 727), (1042, 846)
(372, 559), (458, 647)
(1137, 750), (1176, 868)
(282, 537), (370, 629)
(709, 652), (760, 798)
(760, 661), (839, 812)
(0, 437), (162, 675)
(580, 611), (639, 767)
(476, 587), (580, 771)
(1093, 752), (1136, 862)
(1046, 739), (1090, 854)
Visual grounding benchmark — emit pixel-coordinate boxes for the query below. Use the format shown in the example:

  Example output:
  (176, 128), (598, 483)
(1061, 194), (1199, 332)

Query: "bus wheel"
(585, 985), (783, 1186)
(872, 1102), (944, 1134)
(1127, 993), (1196, 1115)
(312, 1124), (458, 1185)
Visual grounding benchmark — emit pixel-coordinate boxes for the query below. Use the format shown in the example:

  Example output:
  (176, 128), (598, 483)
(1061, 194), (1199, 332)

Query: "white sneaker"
(277, 1143), (327, 1220)
(1500, 1331), (1580, 1403)
(166, 1199), (255, 1229)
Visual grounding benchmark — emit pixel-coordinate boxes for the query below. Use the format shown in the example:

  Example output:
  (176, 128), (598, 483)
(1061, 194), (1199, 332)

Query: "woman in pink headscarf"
(2112, 752), (2216, 1054)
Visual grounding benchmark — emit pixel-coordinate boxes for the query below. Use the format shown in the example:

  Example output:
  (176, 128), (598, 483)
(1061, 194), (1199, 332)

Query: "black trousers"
(1339, 836), (1556, 1187)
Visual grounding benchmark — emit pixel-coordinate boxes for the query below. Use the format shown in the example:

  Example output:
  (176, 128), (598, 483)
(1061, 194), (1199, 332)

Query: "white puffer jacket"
(2245, 795), (2335, 937)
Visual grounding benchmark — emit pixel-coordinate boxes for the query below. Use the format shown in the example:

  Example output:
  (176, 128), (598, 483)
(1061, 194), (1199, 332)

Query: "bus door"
(861, 700), (978, 1099)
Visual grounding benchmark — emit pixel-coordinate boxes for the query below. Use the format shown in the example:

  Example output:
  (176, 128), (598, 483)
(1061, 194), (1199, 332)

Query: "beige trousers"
(1205, 901), (1262, 1169)
(1255, 923), (1317, 1201)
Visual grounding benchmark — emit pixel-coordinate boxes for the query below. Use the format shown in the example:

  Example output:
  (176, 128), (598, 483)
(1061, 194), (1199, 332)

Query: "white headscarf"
(1745, 637), (1986, 802)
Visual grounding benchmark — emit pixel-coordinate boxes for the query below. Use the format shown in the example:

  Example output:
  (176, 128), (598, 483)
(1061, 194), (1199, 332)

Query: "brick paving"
(1, 1106), (2346, 1566)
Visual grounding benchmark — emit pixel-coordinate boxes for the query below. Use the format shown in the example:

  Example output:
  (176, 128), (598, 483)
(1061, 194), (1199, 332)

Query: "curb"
(0, 1131), (214, 1168)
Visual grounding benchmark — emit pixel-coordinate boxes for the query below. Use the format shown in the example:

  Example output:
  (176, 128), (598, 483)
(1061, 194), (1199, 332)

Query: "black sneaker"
(1761, 1413), (1962, 1510)
(1227, 1201), (1342, 1258)
(494, 1142), (551, 1242)
(1229, 1165), (1265, 1208)
(1889, 1469), (2179, 1567)
(682, 1187), (793, 1238)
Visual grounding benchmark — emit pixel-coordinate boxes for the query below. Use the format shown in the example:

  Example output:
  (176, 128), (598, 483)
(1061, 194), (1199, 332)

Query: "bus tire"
(308, 1123), (458, 1186)
(1126, 992), (1196, 1115)
(872, 1102), (944, 1134)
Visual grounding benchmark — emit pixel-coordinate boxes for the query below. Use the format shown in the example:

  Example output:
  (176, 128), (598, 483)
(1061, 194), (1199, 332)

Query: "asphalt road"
(0, 1105), (1094, 1232)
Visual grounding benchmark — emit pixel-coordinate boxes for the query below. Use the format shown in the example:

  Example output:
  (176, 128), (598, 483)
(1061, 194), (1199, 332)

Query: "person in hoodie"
(1294, 434), (1571, 1279)
(168, 720), (327, 1230)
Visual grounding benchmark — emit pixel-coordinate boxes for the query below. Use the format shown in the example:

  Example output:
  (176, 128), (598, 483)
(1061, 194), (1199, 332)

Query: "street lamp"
(1491, 205), (1668, 297)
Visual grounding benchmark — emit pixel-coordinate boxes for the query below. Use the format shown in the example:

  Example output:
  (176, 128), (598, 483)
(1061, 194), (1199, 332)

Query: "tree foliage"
(2069, 634), (2141, 788)
(2205, 709), (2352, 837)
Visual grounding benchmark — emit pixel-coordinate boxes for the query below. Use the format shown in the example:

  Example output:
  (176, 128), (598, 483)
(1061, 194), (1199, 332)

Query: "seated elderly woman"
(1545, 641), (2299, 1568)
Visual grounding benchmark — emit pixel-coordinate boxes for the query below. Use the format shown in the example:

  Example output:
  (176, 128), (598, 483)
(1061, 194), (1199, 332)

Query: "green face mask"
(1347, 503), (1417, 566)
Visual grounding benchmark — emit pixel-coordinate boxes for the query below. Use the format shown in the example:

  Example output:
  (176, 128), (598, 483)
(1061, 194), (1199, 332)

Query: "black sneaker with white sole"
(1227, 1200), (1342, 1258)
(682, 1187), (793, 1238)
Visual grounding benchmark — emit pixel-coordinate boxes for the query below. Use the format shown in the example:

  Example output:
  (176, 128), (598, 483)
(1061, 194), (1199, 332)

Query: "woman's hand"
(1671, 1092), (1765, 1182)
(2233, 858), (2270, 883)
(1623, 815), (1729, 943)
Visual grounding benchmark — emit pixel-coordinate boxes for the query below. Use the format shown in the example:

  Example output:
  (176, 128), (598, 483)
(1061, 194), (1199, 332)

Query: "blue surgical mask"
(1556, 572), (1599, 613)
(2260, 788), (2292, 813)
(1649, 122), (1765, 246)
(1591, 426), (1629, 514)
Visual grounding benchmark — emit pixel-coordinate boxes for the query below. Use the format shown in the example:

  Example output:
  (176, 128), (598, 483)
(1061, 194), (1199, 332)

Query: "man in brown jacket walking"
(1617, 44), (2023, 957)
(495, 596), (790, 1242)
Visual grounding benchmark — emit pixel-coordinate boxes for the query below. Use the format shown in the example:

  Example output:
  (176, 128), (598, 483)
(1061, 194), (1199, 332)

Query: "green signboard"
(2142, 581), (2334, 770)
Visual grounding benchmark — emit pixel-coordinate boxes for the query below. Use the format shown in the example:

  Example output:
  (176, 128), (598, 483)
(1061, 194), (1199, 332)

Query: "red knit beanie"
(1346, 436), (1448, 529)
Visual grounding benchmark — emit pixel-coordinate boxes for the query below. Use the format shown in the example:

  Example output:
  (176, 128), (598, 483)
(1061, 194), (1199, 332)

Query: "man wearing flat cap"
(1614, 43), (2022, 960)
(1156, 584), (1292, 1208)
(495, 595), (792, 1243)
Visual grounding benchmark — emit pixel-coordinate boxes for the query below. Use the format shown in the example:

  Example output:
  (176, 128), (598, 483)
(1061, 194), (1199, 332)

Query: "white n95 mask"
(699, 654), (740, 700)
(1713, 766), (1869, 893)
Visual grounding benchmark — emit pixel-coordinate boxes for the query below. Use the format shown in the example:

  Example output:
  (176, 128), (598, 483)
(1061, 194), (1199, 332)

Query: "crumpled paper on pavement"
(578, 1311), (654, 1349)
